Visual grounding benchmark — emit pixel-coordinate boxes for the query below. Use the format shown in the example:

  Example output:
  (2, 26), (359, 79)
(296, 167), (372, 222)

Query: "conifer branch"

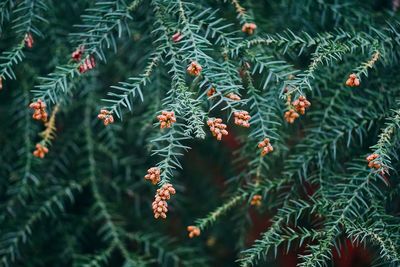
(285, 41), (351, 96)
(0, 45), (25, 81)
(240, 70), (283, 182)
(194, 9), (239, 48)
(353, 50), (380, 79)
(84, 103), (140, 265)
(2, 86), (38, 220)
(157, 0), (245, 115)
(151, 126), (190, 185)
(125, 232), (209, 266)
(32, 0), (142, 104)
(195, 193), (247, 231)
(228, 0), (252, 24)
(369, 106), (400, 172)
(1, 1), (400, 266)
(0, 0), (17, 34)
(39, 104), (59, 146)
(0, 181), (85, 267)
(101, 51), (162, 119)
(238, 199), (329, 266)
(76, 244), (116, 267)
(283, 88), (393, 181)
(229, 26), (400, 60)
(298, 165), (389, 267)
(345, 219), (400, 264)
(149, 0), (207, 187)
(15, 87), (36, 183)
(250, 54), (297, 88)
(0, 0), (47, 82)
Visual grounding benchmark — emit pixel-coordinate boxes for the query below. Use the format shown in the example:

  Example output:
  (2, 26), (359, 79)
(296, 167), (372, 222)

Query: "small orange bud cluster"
(207, 87), (216, 97)
(187, 61), (202, 76)
(72, 46), (84, 61)
(97, 109), (114, 126)
(284, 109), (299, 124)
(258, 138), (273, 156)
(207, 118), (228, 141)
(172, 32), (183, 43)
(345, 73), (360, 87)
(144, 167), (161, 185)
(152, 183), (176, 219)
(366, 154), (381, 169)
(292, 96), (311, 115)
(24, 33), (34, 48)
(0, 77), (3, 90)
(242, 23), (257, 35)
(284, 95), (310, 123)
(187, 226), (201, 238)
(226, 93), (241, 101)
(78, 56), (96, 73)
(250, 195), (262, 206)
(33, 143), (48, 158)
(234, 110), (251, 128)
(157, 111), (176, 129)
(29, 99), (48, 122)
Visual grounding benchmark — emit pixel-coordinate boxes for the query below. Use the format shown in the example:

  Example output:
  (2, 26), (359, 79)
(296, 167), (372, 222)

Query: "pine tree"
(0, 0), (400, 266)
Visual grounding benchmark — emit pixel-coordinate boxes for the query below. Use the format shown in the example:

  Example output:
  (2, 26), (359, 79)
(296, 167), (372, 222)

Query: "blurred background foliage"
(0, 0), (400, 266)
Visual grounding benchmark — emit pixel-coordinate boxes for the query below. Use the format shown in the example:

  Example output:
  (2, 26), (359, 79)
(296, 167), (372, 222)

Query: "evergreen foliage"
(0, 0), (400, 266)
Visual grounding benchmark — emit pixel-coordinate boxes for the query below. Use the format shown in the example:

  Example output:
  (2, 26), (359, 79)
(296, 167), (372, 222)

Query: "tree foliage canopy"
(0, 0), (400, 266)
